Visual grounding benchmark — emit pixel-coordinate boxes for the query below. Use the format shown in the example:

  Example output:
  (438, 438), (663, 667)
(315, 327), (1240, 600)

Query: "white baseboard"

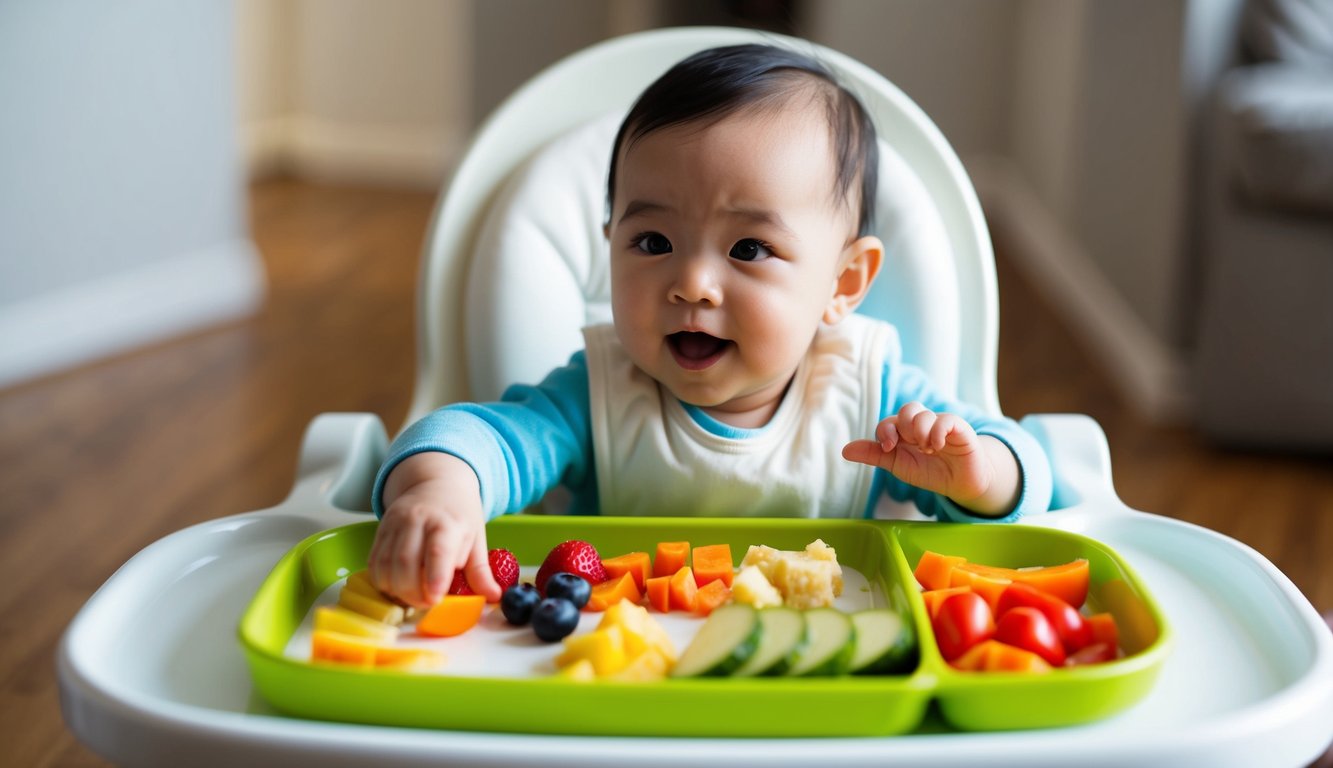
(967, 155), (1192, 424)
(243, 116), (460, 189)
(0, 240), (265, 389)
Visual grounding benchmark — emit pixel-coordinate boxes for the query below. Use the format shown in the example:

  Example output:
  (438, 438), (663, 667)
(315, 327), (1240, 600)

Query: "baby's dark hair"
(606, 43), (879, 238)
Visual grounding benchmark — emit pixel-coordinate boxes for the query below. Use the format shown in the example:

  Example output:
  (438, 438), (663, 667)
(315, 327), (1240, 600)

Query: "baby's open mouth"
(667, 331), (732, 370)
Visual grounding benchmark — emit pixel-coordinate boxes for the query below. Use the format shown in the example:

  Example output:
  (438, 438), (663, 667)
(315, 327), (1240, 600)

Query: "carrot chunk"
(602, 551), (652, 592)
(645, 575), (672, 612)
(586, 572), (643, 612)
(692, 579), (732, 616)
(653, 541), (690, 578)
(668, 566), (698, 612)
(691, 543), (735, 588)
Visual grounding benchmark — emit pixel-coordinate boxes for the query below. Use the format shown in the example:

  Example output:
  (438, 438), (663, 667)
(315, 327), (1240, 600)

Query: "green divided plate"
(238, 516), (1171, 737)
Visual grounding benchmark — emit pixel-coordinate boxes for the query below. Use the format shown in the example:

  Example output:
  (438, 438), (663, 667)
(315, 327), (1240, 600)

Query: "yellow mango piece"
(310, 630), (378, 668)
(597, 599), (677, 663)
(731, 564), (783, 609)
(343, 570), (382, 599)
(314, 606), (400, 643)
(609, 646), (671, 682)
(374, 646), (445, 672)
(555, 625), (628, 677)
(343, 571), (418, 620)
(598, 599), (647, 629)
(338, 587), (405, 626)
(554, 658), (597, 682)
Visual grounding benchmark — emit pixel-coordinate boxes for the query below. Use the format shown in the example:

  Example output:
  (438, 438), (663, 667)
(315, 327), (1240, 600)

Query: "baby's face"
(608, 102), (860, 426)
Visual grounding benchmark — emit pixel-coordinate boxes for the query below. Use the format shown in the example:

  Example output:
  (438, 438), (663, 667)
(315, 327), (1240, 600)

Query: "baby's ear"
(823, 235), (884, 324)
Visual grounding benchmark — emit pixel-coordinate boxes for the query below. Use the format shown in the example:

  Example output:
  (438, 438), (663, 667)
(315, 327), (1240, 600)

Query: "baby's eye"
(632, 232), (672, 255)
(729, 238), (773, 262)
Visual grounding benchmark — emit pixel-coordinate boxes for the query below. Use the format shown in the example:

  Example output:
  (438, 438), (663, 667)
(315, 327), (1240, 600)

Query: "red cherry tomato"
(997, 582), (1093, 653)
(932, 591), (995, 661)
(995, 606), (1066, 666)
(1066, 642), (1118, 666)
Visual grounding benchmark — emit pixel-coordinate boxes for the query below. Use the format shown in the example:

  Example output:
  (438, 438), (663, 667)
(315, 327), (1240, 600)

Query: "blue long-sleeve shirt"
(372, 349), (1052, 523)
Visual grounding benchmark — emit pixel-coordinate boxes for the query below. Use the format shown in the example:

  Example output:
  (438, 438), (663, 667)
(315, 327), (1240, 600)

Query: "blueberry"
(545, 572), (591, 609)
(500, 583), (540, 626)
(531, 597), (580, 642)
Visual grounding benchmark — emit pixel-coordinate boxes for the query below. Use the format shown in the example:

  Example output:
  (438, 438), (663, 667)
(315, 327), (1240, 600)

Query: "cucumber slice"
(732, 607), (807, 677)
(785, 608), (856, 677)
(848, 608), (915, 674)
(671, 603), (760, 677)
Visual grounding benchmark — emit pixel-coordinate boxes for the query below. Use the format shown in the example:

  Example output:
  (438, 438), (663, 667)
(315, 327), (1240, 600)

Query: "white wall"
(809, 0), (1019, 159)
(0, 0), (263, 388)
(995, 0), (1194, 419)
(238, 0), (474, 188)
(1009, 0), (1089, 225)
(236, 0), (664, 187)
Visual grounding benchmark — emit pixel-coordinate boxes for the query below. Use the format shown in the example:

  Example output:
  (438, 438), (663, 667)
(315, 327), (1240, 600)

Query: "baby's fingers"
(420, 521), (454, 606)
(874, 419), (900, 452)
(907, 407), (939, 453)
(388, 516), (429, 608)
(465, 534), (503, 602)
(842, 439), (891, 469)
(928, 413), (964, 452)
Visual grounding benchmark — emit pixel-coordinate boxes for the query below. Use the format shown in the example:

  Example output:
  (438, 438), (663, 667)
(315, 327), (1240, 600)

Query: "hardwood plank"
(0, 180), (429, 767)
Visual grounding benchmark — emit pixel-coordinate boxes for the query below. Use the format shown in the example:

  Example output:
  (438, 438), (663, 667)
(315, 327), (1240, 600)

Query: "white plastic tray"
(58, 414), (1333, 767)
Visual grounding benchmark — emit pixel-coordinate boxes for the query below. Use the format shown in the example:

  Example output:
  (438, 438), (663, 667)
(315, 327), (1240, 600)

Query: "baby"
(369, 43), (1052, 608)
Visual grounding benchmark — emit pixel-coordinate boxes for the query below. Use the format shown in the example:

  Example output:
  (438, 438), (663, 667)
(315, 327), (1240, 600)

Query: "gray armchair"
(1194, 0), (1333, 449)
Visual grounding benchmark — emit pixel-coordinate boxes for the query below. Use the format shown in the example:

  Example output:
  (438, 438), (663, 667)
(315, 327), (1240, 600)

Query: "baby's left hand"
(842, 401), (997, 510)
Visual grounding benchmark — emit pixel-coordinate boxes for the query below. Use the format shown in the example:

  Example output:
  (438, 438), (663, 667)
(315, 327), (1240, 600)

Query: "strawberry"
(488, 548), (520, 590)
(536, 539), (608, 595)
(448, 570), (473, 595)
(448, 548), (520, 595)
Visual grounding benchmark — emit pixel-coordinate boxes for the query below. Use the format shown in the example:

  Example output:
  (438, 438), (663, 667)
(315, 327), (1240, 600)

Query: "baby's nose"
(669, 257), (722, 305)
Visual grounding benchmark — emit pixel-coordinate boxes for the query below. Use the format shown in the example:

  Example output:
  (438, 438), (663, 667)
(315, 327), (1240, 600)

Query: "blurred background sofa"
(1194, 0), (1333, 448)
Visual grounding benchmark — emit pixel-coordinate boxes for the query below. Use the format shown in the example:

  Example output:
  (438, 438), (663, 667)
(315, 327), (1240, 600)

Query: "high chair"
(58, 27), (1332, 767)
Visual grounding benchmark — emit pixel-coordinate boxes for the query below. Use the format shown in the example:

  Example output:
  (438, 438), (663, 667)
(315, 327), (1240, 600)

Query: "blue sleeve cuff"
(370, 351), (594, 521)
(931, 426), (1053, 523)
(370, 410), (513, 520)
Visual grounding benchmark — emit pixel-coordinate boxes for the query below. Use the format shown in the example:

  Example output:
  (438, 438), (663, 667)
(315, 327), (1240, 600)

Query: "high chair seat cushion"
(465, 111), (958, 404)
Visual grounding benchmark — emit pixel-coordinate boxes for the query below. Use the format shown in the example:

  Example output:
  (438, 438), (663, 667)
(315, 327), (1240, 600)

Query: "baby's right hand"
(367, 452), (501, 608)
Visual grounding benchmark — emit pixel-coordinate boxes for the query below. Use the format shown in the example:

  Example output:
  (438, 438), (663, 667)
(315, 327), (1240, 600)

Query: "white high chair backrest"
(405, 27), (998, 428)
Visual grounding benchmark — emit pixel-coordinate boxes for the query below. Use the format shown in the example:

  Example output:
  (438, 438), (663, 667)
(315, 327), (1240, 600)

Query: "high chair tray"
(239, 517), (1169, 736)
(61, 504), (1333, 766)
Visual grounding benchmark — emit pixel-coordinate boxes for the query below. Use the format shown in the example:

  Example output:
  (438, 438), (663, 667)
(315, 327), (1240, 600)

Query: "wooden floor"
(3, 179), (1330, 766)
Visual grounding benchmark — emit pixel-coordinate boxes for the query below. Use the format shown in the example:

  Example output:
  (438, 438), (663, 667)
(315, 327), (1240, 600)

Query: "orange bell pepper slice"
(952, 639), (1052, 673)
(915, 551), (967, 591)
(953, 559), (1089, 609)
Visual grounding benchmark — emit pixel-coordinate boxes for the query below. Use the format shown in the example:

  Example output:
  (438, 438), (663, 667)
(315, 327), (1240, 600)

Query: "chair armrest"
(295, 412), (388, 514)
(1020, 413), (1115, 510)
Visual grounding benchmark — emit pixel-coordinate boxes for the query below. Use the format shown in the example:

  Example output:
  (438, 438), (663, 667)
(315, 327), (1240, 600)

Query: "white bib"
(583, 314), (893, 518)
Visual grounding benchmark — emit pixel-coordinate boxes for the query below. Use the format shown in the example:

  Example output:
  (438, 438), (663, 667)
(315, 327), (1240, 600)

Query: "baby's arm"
(843, 401), (1021, 517)
(368, 452), (501, 608)
(367, 351), (595, 608)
